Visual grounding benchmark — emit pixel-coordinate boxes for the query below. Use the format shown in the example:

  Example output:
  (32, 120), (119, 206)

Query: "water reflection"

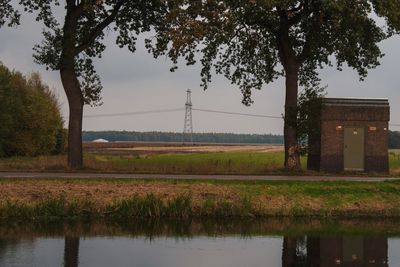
(282, 237), (388, 266)
(0, 219), (398, 267)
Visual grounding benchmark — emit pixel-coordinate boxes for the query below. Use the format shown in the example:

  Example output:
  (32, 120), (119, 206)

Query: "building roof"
(323, 97), (389, 107)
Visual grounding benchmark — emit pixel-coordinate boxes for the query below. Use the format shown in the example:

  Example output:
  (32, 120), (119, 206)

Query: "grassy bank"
(1, 178), (400, 221)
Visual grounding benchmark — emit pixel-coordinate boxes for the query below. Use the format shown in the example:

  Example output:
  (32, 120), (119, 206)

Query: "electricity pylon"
(182, 89), (193, 144)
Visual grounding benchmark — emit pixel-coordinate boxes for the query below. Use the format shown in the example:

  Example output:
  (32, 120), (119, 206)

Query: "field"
(0, 142), (295, 174)
(0, 142), (399, 175)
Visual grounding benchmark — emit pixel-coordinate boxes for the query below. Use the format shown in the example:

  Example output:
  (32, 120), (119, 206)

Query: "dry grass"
(1, 178), (400, 219)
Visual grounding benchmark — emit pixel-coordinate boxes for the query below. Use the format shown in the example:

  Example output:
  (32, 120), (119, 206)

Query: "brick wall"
(308, 99), (389, 173)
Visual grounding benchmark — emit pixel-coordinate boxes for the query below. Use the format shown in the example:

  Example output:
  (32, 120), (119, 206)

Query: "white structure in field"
(92, 138), (109, 143)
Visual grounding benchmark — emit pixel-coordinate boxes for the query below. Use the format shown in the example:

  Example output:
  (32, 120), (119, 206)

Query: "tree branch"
(74, 0), (126, 55)
(297, 9), (321, 63)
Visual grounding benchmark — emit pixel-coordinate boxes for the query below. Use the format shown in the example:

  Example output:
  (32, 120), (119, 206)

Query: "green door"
(344, 127), (365, 171)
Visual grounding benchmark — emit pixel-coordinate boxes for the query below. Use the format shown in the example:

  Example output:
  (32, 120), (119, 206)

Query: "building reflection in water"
(283, 236), (388, 267)
(61, 236), (388, 267)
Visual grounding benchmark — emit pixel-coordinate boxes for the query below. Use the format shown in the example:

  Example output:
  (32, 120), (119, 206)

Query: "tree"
(148, 0), (400, 170)
(0, 64), (21, 156)
(0, 64), (65, 157)
(4, 0), (166, 168)
(0, 1), (19, 28)
(64, 236), (79, 267)
(296, 86), (325, 155)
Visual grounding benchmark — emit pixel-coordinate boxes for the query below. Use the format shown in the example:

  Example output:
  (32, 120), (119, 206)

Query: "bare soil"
(83, 142), (283, 155)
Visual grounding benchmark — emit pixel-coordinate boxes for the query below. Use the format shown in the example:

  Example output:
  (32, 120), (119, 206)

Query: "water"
(1, 219), (399, 267)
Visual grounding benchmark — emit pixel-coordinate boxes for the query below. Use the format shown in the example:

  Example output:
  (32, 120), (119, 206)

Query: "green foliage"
(0, 0), (20, 28)
(296, 86), (326, 155)
(149, 1), (400, 104)
(0, 63), (65, 157)
(0, 65), (20, 156)
(53, 128), (68, 155)
(105, 193), (192, 219)
(15, 0), (167, 106)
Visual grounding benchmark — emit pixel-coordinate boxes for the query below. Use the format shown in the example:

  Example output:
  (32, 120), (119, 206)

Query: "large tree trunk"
(284, 64), (301, 170)
(60, 4), (84, 169)
(61, 69), (84, 169)
(275, 15), (302, 171)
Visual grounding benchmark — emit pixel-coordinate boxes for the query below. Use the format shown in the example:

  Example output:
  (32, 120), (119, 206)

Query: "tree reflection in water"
(64, 237), (79, 267)
(0, 219), (396, 267)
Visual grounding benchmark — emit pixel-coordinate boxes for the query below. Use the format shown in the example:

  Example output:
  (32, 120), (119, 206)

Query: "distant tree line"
(0, 64), (66, 157)
(83, 131), (284, 144)
(83, 130), (400, 148)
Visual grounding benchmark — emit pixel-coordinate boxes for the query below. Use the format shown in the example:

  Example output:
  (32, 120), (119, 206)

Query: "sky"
(0, 8), (399, 135)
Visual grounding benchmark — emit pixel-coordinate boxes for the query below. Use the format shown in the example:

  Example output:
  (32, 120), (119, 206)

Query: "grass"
(0, 151), (308, 174)
(1, 178), (400, 221)
(1, 150), (399, 175)
(0, 193), (257, 221)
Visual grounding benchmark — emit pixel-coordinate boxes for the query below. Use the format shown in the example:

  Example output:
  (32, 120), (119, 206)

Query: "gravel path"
(0, 171), (399, 182)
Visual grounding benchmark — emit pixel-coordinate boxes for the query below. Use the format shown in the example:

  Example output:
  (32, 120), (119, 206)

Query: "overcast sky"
(0, 10), (399, 135)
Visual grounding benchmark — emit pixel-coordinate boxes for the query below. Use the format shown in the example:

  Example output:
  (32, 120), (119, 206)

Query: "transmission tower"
(182, 89), (193, 144)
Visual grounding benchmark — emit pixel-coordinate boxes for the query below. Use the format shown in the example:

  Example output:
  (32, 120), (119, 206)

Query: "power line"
(83, 108), (184, 118)
(73, 106), (400, 127)
(192, 108), (283, 119)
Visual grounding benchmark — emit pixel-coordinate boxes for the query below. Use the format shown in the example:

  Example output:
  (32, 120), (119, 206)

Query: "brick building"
(308, 98), (390, 173)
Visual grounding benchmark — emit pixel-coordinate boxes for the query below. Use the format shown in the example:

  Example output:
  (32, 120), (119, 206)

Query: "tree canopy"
(17, 0), (167, 105)
(2, 0), (169, 168)
(0, 1), (19, 28)
(151, 0), (400, 101)
(148, 0), (400, 169)
(0, 63), (65, 157)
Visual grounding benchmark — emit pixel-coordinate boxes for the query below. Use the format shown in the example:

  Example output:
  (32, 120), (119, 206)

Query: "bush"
(0, 63), (66, 157)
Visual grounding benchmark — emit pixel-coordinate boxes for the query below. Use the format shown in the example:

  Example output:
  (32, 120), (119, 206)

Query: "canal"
(1, 218), (399, 266)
